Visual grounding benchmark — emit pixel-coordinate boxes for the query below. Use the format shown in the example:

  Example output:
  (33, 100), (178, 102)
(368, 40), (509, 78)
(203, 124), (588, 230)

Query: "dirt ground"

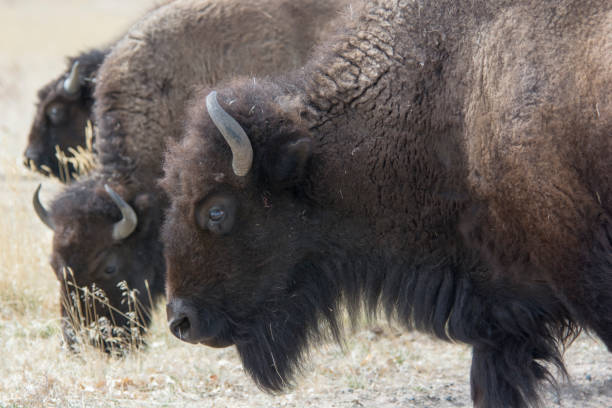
(0, 1), (610, 407)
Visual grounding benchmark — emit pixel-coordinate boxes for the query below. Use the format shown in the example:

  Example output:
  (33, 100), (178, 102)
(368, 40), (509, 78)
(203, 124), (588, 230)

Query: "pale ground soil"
(0, 1), (610, 407)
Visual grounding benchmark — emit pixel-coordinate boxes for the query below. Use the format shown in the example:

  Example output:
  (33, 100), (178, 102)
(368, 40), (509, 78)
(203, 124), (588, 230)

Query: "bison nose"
(167, 298), (198, 343)
(24, 146), (42, 165)
(167, 298), (224, 344)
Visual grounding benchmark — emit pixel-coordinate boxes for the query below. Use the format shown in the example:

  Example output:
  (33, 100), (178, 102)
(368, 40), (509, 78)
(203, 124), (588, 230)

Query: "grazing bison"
(24, 49), (106, 180)
(34, 0), (348, 351)
(22, 1), (174, 182)
(162, 0), (612, 406)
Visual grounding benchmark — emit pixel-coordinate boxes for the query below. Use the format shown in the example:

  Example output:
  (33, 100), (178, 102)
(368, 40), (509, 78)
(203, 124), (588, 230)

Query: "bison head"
(24, 50), (104, 181)
(162, 85), (354, 390)
(34, 178), (166, 353)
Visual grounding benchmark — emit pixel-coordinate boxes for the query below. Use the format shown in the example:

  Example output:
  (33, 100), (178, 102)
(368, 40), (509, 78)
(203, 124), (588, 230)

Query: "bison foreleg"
(573, 214), (612, 351)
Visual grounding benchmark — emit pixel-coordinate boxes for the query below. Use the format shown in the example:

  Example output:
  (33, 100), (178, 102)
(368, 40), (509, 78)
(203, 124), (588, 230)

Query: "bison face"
(24, 61), (92, 181)
(34, 181), (166, 353)
(162, 89), (346, 390)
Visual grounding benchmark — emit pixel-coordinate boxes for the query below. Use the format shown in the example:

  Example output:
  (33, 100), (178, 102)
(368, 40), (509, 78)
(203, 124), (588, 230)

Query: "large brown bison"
(162, 0), (612, 406)
(24, 49), (106, 180)
(33, 0), (348, 351)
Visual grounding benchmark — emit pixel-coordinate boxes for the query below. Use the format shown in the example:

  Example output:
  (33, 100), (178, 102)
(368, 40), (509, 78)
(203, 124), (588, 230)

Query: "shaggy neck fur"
(233, 236), (578, 407)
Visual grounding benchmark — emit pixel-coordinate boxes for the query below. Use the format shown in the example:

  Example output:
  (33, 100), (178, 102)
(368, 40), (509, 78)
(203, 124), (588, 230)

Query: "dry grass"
(0, 1), (610, 407)
(59, 267), (150, 355)
(25, 120), (98, 183)
(52, 120), (98, 182)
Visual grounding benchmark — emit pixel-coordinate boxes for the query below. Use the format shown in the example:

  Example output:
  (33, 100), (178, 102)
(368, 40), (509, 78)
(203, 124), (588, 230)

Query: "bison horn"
(33, 184), (55, 230)
(63, 61), (81, 95)
(104, 184), (138, 241)
(206, 91), (253, 176)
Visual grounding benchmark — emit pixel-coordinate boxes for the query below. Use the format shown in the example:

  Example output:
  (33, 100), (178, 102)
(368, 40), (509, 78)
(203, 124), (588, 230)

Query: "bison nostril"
(24, 146), (42, 162)
(166, 298), (230, 347)
(167, 298), (202, 343)
(169, 314), (191, 340)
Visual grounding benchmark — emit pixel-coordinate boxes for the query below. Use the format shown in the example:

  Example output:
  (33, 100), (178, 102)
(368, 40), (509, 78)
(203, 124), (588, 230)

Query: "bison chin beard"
(232, 257), (346, 392)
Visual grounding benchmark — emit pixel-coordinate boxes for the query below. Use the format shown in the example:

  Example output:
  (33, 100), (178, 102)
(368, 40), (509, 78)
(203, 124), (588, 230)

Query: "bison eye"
(46, 103), (67, 125)
(104, 265), (117, 276)
(209, 207), (225, 222)
(196, 194), (237, 235)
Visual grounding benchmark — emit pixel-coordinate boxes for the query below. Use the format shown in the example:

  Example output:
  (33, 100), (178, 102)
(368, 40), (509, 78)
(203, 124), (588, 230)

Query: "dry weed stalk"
(60, 267), (152, 355)
(28, 120), (98, 182)
(54, 120), (97, 182)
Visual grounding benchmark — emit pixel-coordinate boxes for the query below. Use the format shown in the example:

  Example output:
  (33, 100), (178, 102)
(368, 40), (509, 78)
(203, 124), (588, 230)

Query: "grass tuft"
(60, 267), (150, 356)
(54, 120), (98, 183)
(25, 120), (98, 182)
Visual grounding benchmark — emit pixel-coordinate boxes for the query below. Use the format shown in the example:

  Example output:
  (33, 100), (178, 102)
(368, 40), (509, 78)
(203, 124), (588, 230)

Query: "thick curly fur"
(162, 0), (612, 406)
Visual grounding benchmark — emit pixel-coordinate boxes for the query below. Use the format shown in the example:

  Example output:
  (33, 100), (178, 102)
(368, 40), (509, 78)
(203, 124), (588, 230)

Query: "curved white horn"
(104, 184), (138, 241)
(33, 184), (55, 230)
(206, 91), (253, 176)
(63, 61), (81, 95)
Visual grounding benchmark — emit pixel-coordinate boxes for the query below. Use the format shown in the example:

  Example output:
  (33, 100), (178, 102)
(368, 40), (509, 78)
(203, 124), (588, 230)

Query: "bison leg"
(459, 288), (570, 408)
(574, 215), (612, 351)
(470, 341), (559, 408)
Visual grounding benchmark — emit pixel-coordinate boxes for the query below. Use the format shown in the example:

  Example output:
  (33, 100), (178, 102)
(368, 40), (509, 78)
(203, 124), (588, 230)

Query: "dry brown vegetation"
(0, 1), (610, 407)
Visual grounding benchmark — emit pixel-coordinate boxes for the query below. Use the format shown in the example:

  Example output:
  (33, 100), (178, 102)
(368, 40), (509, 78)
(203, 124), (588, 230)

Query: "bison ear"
(133, 193), (152, 212)
(270, 137), (312, 187)
(131, 193), (157, 233)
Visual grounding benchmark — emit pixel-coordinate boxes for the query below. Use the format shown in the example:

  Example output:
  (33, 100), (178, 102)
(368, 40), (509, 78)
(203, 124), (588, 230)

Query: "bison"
(33, 0), (348, 351)
(162, 0), (612, 406)
(24, 49), (106, 180)
(22, 1), (174, 182)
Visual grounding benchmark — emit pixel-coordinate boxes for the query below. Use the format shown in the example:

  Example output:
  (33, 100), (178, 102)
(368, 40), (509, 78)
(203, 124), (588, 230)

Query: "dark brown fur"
(161, 1), (612, 406)
(49, 175), (167, 351)
(41, 0), (349, 350)
(24, 49), (106, 180)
